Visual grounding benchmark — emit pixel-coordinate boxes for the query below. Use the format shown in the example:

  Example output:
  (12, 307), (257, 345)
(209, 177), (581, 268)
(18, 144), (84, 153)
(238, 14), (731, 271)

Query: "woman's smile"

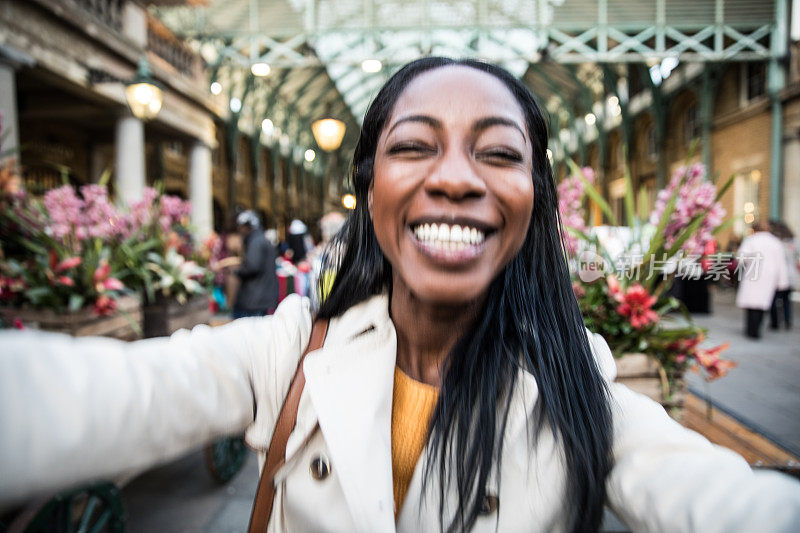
(408, 219), (495, 267)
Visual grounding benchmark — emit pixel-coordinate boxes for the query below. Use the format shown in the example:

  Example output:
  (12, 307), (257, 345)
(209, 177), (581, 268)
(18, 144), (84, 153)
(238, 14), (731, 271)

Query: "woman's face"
(371, 66), (535, 305)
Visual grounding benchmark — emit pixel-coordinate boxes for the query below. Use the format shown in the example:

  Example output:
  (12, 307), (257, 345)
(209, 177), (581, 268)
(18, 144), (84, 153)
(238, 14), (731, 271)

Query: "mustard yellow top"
(391, 365), (440, 517)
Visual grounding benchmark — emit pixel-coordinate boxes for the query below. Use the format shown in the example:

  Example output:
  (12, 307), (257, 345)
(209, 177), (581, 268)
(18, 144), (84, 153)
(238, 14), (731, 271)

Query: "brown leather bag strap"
(248, 318), (329, 533)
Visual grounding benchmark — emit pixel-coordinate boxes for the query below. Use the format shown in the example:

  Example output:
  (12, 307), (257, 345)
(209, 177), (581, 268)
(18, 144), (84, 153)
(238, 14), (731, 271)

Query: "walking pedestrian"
(769, 220), (798, 329)
(736, 221), (789, 338)
(231, 210), (278, 319)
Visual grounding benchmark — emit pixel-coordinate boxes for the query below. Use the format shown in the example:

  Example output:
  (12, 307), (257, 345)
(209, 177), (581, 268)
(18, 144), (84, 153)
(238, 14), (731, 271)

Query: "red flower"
(694, 343), (735, 381)
(55, 256), (82, 273)
(615, 283), (659, 329)
(667, 334), (704, 353)
(56, 275), (75, 287)
(93, 260), (111, 283)
(92, 260), (123, 293)
(93, 294), (117, 316)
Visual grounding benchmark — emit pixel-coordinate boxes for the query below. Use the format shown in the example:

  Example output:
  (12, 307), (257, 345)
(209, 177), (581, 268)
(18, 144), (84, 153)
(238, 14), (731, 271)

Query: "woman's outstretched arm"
(586, 332), (800, 532)
(0, 294), (311, 508)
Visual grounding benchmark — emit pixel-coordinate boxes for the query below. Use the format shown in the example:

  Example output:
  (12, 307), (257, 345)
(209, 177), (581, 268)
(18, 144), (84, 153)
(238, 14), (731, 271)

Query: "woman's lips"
(407, 222), (491, 266)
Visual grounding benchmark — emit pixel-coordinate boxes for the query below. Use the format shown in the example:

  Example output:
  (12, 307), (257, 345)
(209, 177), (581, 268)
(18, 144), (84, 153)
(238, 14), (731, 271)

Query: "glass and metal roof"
(153, 0), (785, 159)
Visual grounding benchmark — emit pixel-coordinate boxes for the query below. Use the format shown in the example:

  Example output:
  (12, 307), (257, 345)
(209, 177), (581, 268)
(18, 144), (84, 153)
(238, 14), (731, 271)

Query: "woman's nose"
(424, 150), (487, 201)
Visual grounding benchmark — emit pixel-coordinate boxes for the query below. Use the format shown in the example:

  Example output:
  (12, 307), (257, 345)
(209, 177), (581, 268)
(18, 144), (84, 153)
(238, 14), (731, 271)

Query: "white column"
(114, 114), (146, 205)
(188, 140), (213, 239)
(0, 61), (20, 161)
(783, 136), (800, 237)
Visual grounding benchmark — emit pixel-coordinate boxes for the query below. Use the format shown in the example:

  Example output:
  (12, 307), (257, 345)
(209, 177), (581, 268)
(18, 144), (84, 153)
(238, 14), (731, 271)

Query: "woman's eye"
(478, 149), (523, 164)
(387, 143), (435, 156)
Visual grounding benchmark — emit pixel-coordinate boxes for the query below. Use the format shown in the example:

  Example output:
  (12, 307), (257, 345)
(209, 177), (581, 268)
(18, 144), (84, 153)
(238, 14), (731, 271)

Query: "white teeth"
(450, 225), (462, 243)
(411, 222), (486, 248)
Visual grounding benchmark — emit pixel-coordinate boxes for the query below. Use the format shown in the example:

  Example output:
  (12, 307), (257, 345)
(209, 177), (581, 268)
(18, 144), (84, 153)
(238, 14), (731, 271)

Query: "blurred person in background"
(769, 220), (798, 330)
(1, 58), (799, 533)
(231, 210), (278, 318)
(287, 218), (311, 264)
(308, 211), (346, 305)
(736, 220), (789, 338)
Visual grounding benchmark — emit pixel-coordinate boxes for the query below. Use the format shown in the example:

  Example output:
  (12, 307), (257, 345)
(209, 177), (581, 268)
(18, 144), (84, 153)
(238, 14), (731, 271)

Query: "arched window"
(684, 103), (700, 144)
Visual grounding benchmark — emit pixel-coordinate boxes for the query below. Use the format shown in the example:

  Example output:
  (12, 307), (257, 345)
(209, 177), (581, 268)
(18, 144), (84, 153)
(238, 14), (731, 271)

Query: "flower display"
(0, 176), (210, 318)
(560, 157), (735, 394)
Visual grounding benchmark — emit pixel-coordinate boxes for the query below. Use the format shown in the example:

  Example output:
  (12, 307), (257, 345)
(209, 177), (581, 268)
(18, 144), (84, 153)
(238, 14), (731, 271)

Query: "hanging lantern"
(312, 118), (346, 152)
(342, 193), (356, 210)
(125, 57), (163, 121)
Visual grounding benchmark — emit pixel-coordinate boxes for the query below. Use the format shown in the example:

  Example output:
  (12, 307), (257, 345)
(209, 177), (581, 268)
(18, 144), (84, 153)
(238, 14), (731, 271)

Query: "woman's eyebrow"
(473, 116), (527, 141)
(386, 114), (441, 135)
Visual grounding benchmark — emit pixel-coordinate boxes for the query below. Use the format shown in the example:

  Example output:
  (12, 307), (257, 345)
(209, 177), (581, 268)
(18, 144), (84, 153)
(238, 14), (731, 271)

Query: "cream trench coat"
(1, 294), (799, 532)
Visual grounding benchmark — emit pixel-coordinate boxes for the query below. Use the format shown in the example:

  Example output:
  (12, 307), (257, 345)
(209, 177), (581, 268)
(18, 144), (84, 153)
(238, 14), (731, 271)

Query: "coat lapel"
(302, 295), (397, 532)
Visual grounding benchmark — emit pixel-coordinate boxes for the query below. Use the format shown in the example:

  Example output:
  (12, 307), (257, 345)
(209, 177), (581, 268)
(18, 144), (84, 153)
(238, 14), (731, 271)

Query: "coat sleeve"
(0, 294), (311, 507)
(588, 333), (800, 532)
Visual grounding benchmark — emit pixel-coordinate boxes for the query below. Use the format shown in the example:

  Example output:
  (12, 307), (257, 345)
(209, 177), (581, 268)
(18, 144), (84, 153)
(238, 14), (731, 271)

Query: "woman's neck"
(390, 273), (484, 387)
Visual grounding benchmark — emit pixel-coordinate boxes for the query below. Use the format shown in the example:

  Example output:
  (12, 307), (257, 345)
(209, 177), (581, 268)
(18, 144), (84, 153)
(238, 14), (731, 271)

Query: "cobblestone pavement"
(686, 286), (800, 457)
(120, 287), (799, 531)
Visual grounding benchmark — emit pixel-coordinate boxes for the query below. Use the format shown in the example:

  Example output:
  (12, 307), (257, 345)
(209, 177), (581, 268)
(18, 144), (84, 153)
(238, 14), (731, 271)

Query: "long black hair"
(317, 57), (613, 532)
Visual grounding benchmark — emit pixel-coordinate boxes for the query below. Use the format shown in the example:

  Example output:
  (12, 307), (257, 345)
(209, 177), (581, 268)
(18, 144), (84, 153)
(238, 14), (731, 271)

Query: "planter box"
(142, 294), (211, 338)
(615, 353), (686, 421)
(0, 296), (142, 340)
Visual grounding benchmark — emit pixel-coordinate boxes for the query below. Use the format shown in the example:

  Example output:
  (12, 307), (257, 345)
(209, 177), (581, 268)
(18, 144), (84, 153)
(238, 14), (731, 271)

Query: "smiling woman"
(317, 58), (613, 531)
(1, 58), (800, 533)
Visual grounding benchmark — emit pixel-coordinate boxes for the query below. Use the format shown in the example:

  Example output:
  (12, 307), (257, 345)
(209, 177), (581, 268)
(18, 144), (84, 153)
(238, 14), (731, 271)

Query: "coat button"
(309, 455), (331, 481)
(479, 494), (499, 515)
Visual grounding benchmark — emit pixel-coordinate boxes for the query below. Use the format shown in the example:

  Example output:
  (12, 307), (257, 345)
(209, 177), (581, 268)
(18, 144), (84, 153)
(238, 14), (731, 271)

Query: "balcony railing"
(74, 0), (123, 31)
(147, 15), (201, 79)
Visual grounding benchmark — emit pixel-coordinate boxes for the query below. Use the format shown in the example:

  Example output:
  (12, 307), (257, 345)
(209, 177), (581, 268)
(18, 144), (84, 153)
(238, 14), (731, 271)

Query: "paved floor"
(120, 287), (799, 531)
(686, 287), (800, 457)
(122, 449), (258, 532)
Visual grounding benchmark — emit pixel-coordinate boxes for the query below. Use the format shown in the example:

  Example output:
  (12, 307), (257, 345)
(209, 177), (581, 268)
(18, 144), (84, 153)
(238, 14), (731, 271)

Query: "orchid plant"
(559, 151), (737, 394)
(112, 186), (213, 306)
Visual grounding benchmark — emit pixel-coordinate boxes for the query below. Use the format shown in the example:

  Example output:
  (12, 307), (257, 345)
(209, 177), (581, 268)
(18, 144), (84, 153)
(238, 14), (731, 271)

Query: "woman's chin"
(410, 282), (489, 307)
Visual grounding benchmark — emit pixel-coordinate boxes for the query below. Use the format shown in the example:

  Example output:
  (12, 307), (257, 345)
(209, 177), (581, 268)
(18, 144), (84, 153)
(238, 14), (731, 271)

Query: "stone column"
(188, 140), (213, 240)
(114, 114), (146, 204)
(0, 61), (20, 161)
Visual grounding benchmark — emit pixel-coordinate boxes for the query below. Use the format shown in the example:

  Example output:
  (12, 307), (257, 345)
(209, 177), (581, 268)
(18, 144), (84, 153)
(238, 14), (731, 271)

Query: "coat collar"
(301, 294), (540, 531)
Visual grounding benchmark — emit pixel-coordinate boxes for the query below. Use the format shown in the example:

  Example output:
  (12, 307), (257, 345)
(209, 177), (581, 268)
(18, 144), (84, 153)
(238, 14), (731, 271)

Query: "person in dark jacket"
(232, 210), (278, 319)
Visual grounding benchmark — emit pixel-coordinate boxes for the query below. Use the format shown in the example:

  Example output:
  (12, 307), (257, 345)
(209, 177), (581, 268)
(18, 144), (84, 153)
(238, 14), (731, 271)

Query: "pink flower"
(55, 256), (82, 273)
(102, 278), (124, 291)
(648, 163), (726, 255)
(615, 283), (659, 329)
(607, 274), (622, 297)
(56, 276), (75, 287)
(557, 167), (595, 254)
